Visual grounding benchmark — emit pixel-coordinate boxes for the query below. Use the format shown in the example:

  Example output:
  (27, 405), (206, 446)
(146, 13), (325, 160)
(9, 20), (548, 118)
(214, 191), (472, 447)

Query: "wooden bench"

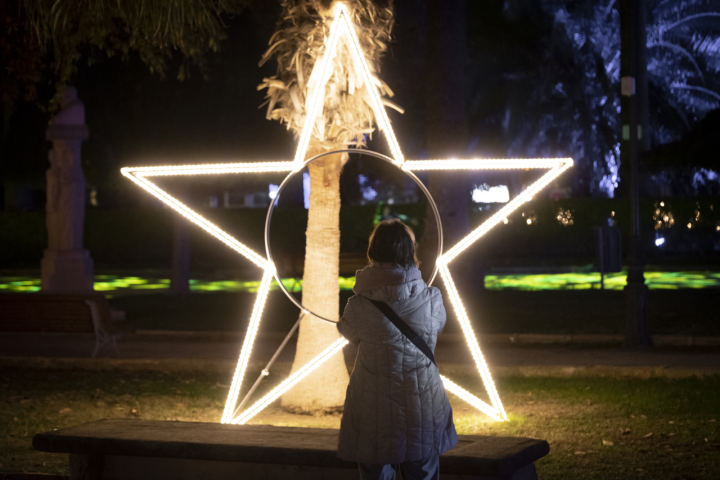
(0, 293), (131, 357)
(33, 419), (549, 480)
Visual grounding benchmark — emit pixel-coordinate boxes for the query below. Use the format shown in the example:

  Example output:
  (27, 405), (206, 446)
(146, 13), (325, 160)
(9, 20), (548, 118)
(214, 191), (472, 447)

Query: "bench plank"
(34, 419), (549, 479)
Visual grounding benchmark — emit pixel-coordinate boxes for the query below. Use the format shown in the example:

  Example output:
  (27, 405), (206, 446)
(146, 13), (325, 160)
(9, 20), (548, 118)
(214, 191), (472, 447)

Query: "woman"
(337, 219), (458, 480)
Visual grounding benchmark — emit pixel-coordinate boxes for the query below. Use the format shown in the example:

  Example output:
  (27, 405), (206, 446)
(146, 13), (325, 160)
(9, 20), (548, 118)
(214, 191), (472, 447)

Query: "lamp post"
(620, 0), (651, 346)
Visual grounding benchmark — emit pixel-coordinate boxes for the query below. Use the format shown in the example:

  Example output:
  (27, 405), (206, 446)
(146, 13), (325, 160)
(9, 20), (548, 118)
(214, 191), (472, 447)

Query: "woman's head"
(367, 219), (419, 268)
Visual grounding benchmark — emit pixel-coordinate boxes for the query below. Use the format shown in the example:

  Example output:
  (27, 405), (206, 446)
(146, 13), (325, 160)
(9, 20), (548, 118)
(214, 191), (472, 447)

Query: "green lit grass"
(1, 271), (719, 295)
(485, 271), (720, 291)
(0, 275), (351, 295)
(1, 367), (718, 479)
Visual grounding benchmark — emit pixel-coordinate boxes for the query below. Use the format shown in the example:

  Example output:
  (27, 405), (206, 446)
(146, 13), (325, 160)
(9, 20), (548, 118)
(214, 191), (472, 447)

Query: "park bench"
(33, 418), (549, 480)
(0, 293), (130, 357)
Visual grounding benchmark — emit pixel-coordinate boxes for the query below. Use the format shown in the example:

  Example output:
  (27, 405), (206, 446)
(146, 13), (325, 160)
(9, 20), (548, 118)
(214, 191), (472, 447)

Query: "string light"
(231, 338), (349, 425)
(221, 270), (275, 424)
(122, 1), (574, 426)
(403, 158), (572, 171)
(122, 162), (295, 176)
(122, 168), (271, 270)
(293, 3), (404, 167)
(439, 160), (573, 264)
(440, 375), (503, 422)
(438, 264), (507, 420)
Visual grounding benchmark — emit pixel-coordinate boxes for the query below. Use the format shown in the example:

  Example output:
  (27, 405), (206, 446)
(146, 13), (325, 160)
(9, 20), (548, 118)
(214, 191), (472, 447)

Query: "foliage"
(258, 0), (397, 151)
(470, 0), (720, 197)
(0, 0), (249, 109)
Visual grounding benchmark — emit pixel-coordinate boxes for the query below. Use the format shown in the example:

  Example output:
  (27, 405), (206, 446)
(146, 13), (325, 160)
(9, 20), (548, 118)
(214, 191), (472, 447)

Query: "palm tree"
(259, 0), (394, 413)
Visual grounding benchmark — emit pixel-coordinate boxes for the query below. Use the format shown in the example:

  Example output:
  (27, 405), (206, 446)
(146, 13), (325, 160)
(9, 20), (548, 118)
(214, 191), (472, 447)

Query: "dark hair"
(367, 219), (419, 268)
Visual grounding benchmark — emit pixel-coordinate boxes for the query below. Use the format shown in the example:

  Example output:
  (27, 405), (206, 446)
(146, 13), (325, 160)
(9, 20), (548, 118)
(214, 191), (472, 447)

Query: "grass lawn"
(1, 366), (718, 479)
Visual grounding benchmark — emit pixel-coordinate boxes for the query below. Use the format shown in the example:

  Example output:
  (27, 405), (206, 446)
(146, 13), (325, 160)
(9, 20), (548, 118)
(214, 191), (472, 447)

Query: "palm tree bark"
(281, 150), (349, 413)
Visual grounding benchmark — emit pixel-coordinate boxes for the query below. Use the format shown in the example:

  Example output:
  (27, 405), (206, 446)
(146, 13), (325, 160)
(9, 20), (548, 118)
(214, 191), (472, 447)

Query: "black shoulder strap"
(367, 299), (437, 367)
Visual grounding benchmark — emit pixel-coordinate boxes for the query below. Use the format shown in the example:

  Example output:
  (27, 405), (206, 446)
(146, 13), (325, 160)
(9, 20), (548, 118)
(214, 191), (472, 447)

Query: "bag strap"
(367, 299), (437, 367)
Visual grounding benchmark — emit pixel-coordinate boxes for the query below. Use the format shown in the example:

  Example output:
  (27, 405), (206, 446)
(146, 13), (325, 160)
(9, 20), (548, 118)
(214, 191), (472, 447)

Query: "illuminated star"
(122, 3), (572, 424)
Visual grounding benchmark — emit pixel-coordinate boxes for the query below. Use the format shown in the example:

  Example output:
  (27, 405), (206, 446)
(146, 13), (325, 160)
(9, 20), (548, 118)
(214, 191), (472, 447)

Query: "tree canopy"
(468, 0), (720, 197)
(1, 0), (250, 109)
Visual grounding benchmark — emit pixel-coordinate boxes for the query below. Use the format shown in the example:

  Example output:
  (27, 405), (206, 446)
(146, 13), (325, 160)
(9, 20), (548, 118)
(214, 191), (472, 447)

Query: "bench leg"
(70, 453), (103, 480)
(508, 463), (538, 480)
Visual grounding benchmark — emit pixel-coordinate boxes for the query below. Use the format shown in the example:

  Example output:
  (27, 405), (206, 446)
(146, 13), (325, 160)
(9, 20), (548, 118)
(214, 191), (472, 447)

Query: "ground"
(1, 366), (718, 479)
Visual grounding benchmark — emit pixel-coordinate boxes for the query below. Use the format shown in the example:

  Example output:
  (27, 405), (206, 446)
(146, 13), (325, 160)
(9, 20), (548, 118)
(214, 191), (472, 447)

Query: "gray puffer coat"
(336, 263), (458, 464)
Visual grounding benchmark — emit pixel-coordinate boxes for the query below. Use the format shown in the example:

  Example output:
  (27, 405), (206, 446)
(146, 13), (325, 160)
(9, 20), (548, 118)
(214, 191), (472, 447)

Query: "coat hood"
(353, 263), (425, 303)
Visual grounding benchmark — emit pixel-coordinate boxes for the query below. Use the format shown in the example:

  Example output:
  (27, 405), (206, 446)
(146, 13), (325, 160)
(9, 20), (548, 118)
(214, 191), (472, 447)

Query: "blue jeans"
(358, 456), (440, 480)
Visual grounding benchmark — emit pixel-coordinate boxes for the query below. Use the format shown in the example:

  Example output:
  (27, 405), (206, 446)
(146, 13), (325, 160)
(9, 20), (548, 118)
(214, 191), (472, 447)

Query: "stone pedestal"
(41, 249), (94, 293)
(41, 86), (94, 294)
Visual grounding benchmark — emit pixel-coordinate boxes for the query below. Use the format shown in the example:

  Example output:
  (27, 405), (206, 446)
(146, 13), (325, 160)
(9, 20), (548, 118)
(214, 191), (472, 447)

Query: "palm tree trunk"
(281, 150), (349, 413)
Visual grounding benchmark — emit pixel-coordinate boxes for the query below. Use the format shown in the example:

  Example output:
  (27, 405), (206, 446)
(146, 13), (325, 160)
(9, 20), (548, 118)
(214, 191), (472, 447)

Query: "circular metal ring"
(264, 149), (443, 324)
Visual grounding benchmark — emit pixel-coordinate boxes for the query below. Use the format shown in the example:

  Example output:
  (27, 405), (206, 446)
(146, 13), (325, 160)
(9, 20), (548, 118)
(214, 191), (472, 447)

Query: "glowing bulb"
(526, 218), (532, 225)
(660, 201), (665, 207)
(655, 237), (665, 247)
(687, 223), (692, 229)
(503, 218), (509, 224)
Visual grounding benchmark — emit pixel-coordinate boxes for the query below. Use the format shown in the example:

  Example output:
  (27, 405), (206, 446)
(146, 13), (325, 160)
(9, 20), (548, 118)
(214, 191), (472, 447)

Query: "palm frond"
(258, 0), (396, 152)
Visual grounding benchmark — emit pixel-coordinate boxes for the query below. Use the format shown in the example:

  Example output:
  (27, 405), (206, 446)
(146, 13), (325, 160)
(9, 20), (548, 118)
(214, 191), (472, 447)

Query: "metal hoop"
(264, 149), (444, 324)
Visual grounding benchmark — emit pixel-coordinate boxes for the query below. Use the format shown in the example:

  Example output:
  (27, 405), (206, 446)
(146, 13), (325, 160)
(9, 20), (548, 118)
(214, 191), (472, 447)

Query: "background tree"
(259, 0), (394, 413)
(1, 0), (251, 210)
(469, 0), (720, 197)
(1, 0), (249, 108)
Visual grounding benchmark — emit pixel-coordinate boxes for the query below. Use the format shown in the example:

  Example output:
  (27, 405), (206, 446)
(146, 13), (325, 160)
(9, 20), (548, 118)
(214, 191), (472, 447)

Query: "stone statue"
(41, 86), (94, 293)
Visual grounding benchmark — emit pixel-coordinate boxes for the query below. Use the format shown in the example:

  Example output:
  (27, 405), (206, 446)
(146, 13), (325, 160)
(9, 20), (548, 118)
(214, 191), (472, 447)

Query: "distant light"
(611, 211), (615, 216)
(655, 237), (665, 247)
(687, 223), (692, 229)
(268, 184), (279, 200)
(660, 201), (665, 207)
(362, 186), (377, 201)
(526, 218), (532, 225)
(471, 184), (510, 204)
(303, 172), (311, 209)
(503, 218), (509, 224)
